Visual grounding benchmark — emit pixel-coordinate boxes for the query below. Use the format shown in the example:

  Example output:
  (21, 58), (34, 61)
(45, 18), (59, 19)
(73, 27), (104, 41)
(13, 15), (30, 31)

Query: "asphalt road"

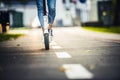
(0, 27), (120, 80)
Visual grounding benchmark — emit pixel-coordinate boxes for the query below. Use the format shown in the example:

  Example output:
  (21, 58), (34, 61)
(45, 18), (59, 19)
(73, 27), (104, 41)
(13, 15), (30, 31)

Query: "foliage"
(83, 26), (120, 34)
(0, 33), (24, 42)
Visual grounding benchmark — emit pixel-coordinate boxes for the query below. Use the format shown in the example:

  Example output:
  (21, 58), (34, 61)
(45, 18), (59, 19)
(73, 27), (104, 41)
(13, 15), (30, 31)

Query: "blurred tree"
(0, 0), (11, 7)
(0, 0), (4, 2)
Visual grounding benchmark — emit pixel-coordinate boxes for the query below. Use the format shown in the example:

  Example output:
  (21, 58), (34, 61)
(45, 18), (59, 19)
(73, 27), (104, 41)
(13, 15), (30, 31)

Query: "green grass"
(83, 26), (120, 34)
(0, 33), (24, 42)
(0, 27), (29, 42)
(10, 27), (30, 30)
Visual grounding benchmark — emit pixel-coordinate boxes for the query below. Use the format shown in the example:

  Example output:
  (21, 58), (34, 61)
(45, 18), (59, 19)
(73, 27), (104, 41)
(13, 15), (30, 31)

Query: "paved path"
(0, 27), (120, 80)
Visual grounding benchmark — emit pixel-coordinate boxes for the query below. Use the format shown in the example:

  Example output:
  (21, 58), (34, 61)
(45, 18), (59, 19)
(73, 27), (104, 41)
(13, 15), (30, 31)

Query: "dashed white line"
(52, 45), (62, 49)
(50, 41), (57, 45)
(62, 64), (94, 79)
(55, 52), (72, 58)
(52, 41), (94, 79)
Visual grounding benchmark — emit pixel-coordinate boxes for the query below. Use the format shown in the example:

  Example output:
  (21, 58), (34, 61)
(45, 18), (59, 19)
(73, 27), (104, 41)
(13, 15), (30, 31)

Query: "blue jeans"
(36, 0), (56, 27)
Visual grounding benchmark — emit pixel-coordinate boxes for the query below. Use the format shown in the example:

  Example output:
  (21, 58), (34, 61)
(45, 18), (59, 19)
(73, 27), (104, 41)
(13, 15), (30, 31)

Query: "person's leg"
(47, 0), (56, 29)
(36, 0), (44, 28)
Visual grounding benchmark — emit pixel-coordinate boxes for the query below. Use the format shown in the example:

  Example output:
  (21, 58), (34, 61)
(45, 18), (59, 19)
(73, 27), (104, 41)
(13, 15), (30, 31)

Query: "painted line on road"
(62, 64), (94, 79)
(50, 41), (63, 49)
(55, 52), (72, 58)
(51, 45), (62, 49)
(51, 41), (71, 59)
(50, 41), (58, 45)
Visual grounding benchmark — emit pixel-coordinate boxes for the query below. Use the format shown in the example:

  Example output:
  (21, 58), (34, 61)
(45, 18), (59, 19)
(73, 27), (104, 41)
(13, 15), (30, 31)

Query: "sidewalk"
(80, 27), (120, 43)
(68, 27), (120, 43)
(0, 28), (44, 53)
(0, 27), (120, 49)
(0, 27), (120, 80)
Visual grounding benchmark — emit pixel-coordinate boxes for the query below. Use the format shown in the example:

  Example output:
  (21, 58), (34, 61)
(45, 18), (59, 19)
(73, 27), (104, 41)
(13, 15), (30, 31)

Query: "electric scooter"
(43, 0), (49, 50)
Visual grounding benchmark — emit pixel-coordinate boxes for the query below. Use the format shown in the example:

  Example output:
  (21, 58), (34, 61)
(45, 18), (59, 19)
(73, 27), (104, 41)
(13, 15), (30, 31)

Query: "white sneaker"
(42, 29), (53, 43)
(49, 29), (53, 43)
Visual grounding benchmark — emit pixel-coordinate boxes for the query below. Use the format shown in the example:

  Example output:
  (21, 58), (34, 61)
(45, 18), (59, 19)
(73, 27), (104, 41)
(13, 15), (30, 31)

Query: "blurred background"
(0, 0), (120, 31)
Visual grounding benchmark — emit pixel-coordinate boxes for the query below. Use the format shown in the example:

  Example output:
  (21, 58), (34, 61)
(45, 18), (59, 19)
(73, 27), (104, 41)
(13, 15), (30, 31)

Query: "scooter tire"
(44, 33), (49, 50)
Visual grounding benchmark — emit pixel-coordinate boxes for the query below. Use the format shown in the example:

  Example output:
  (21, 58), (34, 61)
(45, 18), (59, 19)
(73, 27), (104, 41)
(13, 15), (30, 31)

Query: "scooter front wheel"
(44, 33), (49, 50)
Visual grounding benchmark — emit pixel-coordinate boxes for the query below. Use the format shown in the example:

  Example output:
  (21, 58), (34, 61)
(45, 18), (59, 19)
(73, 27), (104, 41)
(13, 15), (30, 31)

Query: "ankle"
(48, 24), (52, 29)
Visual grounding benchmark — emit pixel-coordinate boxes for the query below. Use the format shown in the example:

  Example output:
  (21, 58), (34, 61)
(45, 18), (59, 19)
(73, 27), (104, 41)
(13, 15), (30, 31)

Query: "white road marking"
(55, 52), (71, 58)
(50, 41), (57, 45)
(62, 64), (94, 79)
(52, 45), (62, 49)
